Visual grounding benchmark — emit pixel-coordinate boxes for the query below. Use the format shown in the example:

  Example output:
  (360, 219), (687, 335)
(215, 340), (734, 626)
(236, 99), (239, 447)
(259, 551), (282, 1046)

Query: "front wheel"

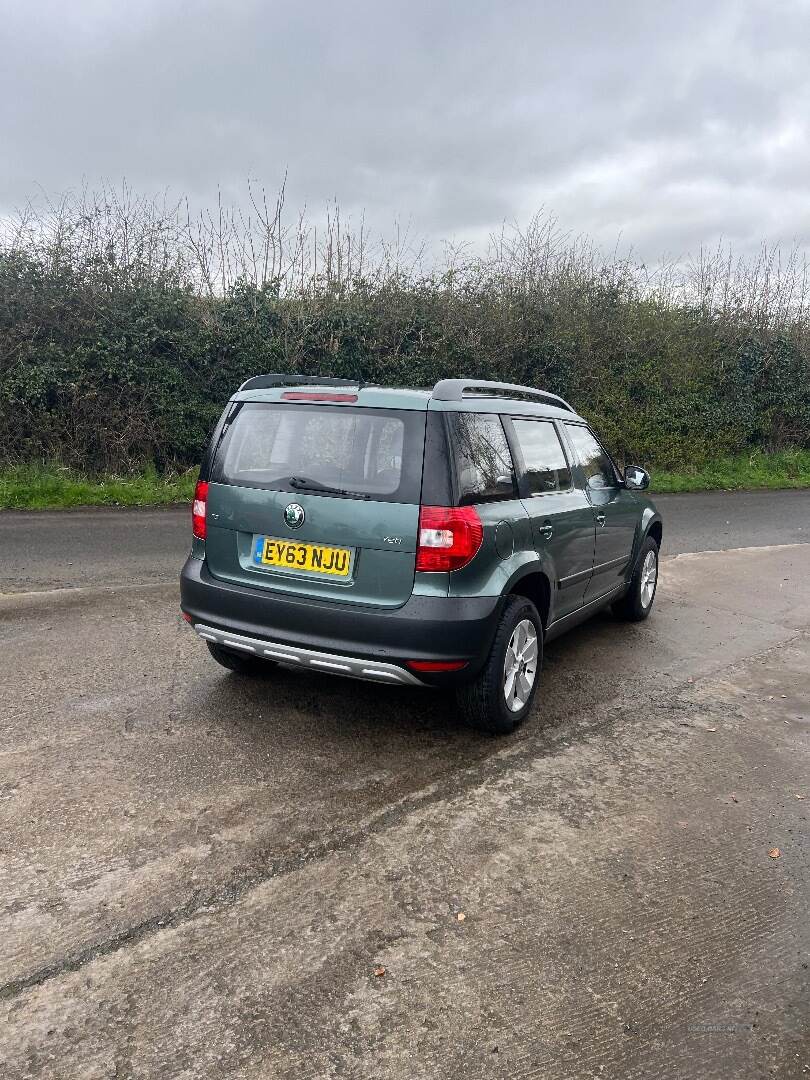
(612, 536), (659, 622)
(456, 595), (543, 735)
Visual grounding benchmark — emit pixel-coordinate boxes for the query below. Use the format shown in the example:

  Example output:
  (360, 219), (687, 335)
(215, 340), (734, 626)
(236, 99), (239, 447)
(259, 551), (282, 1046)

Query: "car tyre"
(612, 535), (659, 622)
(455, 595), (543, 735)
(206, 641), (274, 675)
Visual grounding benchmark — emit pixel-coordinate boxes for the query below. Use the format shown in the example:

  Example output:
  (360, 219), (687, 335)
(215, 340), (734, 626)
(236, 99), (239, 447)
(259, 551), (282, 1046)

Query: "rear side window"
(213, 403), (426, 503)
(447, 412), (516, 505)
(512, 419), (572, 494)
(564, 424), (618, 490)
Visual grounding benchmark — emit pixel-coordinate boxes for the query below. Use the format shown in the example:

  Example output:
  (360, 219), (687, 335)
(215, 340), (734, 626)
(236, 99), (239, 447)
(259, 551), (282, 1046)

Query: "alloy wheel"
(640, 549), (658, 609)
(503, 618), (538, 712)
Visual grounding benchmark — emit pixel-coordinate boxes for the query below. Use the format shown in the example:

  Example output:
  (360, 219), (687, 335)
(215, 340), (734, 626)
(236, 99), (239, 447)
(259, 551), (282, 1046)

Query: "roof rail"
(238, 373), (367, 392)
(431, 379), (575, 413)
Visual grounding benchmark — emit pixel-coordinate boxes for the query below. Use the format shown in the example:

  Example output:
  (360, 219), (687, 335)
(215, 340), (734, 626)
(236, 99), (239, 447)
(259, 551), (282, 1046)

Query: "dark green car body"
(181, 375), (662, 729)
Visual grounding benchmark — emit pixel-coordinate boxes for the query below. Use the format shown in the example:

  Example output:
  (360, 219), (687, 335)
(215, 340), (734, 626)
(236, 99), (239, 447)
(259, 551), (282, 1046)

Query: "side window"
(447, 412), (517, 505)
(564, 424), (618, 490)
(511, 419), (571, 495)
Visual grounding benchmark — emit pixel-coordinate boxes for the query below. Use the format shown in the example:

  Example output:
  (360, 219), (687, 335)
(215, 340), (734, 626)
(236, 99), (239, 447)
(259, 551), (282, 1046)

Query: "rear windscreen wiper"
(287, 476), (371, 500)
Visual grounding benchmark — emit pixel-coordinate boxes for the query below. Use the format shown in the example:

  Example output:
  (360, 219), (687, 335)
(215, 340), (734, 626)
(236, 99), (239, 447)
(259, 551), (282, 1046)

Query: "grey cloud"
(2, 0), (808, 261)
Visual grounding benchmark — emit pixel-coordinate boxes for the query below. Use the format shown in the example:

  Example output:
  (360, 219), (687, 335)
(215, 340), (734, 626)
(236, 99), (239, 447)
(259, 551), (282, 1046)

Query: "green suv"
(180, 375), (662, 733)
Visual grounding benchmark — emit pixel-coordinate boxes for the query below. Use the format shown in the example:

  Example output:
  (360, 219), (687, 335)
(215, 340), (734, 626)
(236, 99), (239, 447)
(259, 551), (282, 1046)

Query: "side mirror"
(624, 465), (650, 491)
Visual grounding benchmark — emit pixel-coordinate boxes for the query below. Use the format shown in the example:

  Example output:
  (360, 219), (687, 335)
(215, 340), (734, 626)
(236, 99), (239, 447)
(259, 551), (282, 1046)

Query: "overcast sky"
(2, 0), (809, 263)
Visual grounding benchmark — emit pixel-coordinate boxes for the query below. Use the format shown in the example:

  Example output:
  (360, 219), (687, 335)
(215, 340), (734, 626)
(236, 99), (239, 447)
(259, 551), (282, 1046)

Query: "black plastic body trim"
(558, 565), (593, 589)
(632, 515), (664, 570)
(181, 558), (504, 686)
(544, 584), (625, 642)
(421, 410), (454, 505)
(592, 553), (629, 575)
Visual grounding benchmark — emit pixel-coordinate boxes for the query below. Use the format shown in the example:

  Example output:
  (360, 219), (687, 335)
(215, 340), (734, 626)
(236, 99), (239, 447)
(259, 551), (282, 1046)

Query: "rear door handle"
(539, 522), (554, 540)
(595, 512), (606, 527)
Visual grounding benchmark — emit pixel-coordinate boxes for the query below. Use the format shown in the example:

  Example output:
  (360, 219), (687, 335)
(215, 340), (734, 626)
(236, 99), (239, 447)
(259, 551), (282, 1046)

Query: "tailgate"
(204, 401), (426, 609)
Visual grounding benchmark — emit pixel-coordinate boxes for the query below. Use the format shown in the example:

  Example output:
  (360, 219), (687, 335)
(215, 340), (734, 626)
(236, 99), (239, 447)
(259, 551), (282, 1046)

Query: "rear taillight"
(192, 480), (208, 540)
(415, 505), (483, 573)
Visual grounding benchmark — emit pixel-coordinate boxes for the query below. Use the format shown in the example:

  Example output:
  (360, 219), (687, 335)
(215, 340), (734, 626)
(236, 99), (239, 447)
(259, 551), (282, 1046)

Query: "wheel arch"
(506, 569), (552, 630)
(624, 511), (663, 585)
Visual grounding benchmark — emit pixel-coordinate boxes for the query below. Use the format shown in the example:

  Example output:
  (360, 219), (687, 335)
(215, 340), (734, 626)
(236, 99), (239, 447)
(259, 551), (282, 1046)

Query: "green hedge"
(1, 250), (808, 473)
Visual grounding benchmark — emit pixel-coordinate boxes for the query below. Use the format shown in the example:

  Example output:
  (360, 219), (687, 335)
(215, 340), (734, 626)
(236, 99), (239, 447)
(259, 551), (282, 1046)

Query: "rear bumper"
(193, 623), (426, 685)
(180, 557), (503, 686)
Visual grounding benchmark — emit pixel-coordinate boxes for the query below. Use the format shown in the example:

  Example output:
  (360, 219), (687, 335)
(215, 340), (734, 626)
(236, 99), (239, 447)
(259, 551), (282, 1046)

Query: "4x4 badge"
(284, 503), (305, 529)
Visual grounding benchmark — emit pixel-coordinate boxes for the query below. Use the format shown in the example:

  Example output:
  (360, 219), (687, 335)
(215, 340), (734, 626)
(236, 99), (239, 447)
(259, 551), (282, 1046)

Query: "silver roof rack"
(431, 379), (575, 413)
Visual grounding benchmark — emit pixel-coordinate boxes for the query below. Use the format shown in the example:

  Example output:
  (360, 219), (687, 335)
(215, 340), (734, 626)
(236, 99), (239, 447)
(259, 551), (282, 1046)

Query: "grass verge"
(0, 452), (808, 509)
(651, 450), (810, 493)
(0, 466), (198, 510)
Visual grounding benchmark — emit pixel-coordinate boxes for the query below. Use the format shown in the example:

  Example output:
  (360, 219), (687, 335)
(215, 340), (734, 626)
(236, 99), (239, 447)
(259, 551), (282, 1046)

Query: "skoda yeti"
(180, 376), (662, 734)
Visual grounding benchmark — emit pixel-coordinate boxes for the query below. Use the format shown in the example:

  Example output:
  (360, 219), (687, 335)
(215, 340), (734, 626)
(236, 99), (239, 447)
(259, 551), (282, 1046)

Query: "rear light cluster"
(192, 480), (208, 540)
(415, 505), (483, 573)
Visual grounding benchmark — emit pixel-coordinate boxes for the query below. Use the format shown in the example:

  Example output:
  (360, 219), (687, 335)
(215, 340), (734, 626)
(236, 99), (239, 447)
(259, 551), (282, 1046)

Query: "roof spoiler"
(238, 374), (368, 392)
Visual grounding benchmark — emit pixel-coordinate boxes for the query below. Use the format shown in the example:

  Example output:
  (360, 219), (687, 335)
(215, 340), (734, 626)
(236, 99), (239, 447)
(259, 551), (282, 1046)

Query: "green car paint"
(181, 375), (662, 734)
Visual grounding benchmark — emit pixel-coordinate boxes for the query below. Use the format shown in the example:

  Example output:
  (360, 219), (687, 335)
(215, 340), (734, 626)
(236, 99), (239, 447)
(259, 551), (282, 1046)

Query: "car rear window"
(212, 402), (427, 503)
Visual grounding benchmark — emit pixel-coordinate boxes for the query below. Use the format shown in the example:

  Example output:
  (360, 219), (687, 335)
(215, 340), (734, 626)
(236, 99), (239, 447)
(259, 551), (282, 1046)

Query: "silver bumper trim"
(193, 623), (425, 686)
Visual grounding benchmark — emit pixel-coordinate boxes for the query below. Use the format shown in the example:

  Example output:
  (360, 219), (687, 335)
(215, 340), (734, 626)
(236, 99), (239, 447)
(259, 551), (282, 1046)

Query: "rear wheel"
(206, 642), (274, 675)
(455, 595), (543, 735)
(612, 536), (659, 621)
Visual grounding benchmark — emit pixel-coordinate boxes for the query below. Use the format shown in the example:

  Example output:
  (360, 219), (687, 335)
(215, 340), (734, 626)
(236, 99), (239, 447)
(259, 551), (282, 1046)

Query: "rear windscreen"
(212, 402), (427, 503)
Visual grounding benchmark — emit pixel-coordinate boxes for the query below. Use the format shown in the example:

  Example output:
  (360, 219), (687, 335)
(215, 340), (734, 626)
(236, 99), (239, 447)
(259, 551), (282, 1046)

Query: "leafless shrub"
(1, 181), (808, 472)
(3, 182), (808, 330)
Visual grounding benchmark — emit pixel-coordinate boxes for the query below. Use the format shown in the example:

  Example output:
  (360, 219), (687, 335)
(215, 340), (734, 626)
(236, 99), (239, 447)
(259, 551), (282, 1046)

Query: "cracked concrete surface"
(1, 502), (809, 1078)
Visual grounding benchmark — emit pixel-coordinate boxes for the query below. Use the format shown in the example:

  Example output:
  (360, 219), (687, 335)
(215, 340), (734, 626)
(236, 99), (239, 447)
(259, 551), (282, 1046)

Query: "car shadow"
(193, 605), (646, 760)
(167, 609), (661, 866)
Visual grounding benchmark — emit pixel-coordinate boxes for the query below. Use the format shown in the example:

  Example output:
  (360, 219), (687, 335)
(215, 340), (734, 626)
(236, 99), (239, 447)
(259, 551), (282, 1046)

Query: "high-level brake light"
(281, 392), (358, 402)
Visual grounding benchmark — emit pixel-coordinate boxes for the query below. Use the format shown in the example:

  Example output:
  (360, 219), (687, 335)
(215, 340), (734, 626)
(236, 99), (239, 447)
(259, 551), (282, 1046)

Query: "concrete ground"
(1, 492), (809, 1078)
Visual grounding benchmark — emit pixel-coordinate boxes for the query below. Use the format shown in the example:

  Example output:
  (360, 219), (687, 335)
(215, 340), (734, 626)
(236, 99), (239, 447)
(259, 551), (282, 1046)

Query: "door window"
(447, 412), (517, 505)
(512, 419), (571, 495)
(564, 425), (618, 490)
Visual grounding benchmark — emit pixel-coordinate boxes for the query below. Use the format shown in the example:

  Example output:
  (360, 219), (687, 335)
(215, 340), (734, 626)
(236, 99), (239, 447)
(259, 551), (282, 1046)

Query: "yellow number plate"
(253, 535), (353, 577)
